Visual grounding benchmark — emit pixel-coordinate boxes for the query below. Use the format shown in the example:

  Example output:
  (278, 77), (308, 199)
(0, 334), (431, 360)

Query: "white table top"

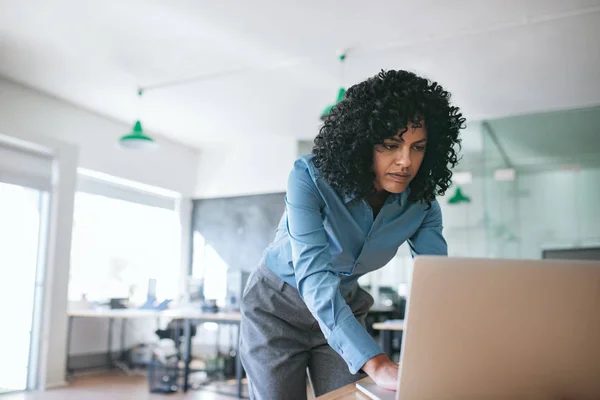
(67, 308), (241, 322)
(372, 319), (405, 331)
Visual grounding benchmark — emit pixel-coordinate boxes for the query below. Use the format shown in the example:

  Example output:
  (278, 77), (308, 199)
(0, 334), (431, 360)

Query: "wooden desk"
(316, 377), (374, 400)
(371, 320), (404, 331)
(66, 308), (243, 397)
(67, 308), (241, 322)
(372, 320), (404, 359)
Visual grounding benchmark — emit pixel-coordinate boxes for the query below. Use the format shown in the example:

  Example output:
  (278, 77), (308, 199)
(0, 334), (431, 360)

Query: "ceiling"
(1, 0), (600, 149)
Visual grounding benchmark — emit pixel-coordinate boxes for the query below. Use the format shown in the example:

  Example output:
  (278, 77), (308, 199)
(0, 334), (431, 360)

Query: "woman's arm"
(407, 200), (448, 256)
(286, 160), (383, 374)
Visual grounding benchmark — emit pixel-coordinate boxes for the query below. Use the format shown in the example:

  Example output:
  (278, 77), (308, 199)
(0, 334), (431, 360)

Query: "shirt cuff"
(327, 316), (384, 374)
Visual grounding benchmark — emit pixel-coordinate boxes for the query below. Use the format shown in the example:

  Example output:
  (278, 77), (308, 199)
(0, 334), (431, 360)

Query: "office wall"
(434, 118), (600, 261)
(297, 139), (313, 157)
(480, 107), (600, 258)
(440, 177), (487, 258)
(505, 167), (600, 259)
(192, 193), (286, 274)
(0, 76), (200, 387)
(0, 77), (199, 195)
(193, 136), (298, 198)
(460, 167), (600, 260)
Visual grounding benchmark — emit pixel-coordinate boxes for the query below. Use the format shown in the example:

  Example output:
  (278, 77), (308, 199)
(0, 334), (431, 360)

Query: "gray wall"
(191, 193), (286, 273)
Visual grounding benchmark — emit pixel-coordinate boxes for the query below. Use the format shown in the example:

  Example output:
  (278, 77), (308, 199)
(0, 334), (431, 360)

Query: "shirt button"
(339, 348), (344, 355)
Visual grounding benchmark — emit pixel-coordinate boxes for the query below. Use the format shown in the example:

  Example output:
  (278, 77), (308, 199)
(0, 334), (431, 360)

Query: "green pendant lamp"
(119, 89), (157, 150)
(320, 54), (347, 121)
(448, 186), (471, 205)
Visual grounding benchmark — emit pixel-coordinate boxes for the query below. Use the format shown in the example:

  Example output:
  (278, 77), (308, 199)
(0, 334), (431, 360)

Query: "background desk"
(372, 320), (405, 359)
(66, 309), (243, 397)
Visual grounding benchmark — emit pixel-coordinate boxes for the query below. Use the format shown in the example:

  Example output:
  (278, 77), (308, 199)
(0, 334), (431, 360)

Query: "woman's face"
(372, 125), (428, 194)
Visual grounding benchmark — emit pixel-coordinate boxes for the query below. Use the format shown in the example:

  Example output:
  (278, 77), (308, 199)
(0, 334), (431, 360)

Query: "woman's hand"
(361, 354), (399, 391)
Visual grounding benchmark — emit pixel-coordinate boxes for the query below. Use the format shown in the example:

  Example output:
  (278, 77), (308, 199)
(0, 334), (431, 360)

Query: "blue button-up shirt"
(262, 155), (447, 374)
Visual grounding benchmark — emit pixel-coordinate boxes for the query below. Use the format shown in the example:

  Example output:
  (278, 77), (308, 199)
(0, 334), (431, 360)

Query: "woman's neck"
(366, 190), (389, 217)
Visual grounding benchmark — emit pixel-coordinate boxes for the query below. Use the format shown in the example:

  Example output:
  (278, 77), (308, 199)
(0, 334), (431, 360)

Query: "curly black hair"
(313, 69), (465, 205)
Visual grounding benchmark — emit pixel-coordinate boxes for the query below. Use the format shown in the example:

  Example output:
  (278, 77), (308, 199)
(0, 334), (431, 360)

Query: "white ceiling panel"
(1, 0), (599, 148)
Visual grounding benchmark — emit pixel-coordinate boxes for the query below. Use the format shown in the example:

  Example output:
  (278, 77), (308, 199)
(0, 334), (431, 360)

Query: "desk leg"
(236, 323), (242, 398)
(65, 316), (73, 380)
(120, 319), (127, 364)
(175, 320), (182, 362)
(216, 324), (221, 355)
(182, 319), (192, 392)
(382, 330), (392, 358)
(107, 318), (114, 369)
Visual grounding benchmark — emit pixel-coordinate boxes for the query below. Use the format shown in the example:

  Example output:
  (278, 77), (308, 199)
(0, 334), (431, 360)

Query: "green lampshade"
(119, 120), (157, 150)
(505, 232), (519, 242)
(320, 87), (346, 121)
(448, 186), (471, 204)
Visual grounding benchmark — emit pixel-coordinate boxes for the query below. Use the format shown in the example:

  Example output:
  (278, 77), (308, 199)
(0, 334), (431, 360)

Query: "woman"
(240, 69), (464, 399)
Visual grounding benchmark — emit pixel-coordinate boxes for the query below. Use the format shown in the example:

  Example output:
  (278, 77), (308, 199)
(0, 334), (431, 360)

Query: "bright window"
(69, 190), (181, 305)
(0, 183), (45, 393)
(191, 231), (228, 305)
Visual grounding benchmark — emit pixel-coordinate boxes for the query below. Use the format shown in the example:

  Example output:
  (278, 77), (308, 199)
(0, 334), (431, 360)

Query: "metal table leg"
(235, 322), (243, 398)
(183, 319), (192, 392)
(120, 319), (126, 361)
(107, 318), (114, 368)
(112, 319), (132, 374)
(382, 330), (393, 358)
(65, 316), (74, 380)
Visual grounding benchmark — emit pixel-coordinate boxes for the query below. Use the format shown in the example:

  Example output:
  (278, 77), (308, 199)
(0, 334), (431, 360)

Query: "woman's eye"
(412, 146), (426, 152)
(383, 144), (397, 150)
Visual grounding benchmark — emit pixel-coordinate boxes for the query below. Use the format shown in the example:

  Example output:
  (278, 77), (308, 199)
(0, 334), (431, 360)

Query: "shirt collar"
(342, 187), (410, 206)
(342, 192), (358, 204)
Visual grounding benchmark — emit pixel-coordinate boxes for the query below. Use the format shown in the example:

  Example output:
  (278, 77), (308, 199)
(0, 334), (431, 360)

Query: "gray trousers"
(240, 264), (374, 400)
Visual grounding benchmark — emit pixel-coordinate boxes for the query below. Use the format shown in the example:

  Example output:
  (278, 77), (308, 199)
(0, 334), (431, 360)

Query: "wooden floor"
(1, 373), (317, 400)
(1, 373), (250, 400)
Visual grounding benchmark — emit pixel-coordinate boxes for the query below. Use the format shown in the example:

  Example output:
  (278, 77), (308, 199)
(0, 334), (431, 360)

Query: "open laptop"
(357, 256), (600, 400)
